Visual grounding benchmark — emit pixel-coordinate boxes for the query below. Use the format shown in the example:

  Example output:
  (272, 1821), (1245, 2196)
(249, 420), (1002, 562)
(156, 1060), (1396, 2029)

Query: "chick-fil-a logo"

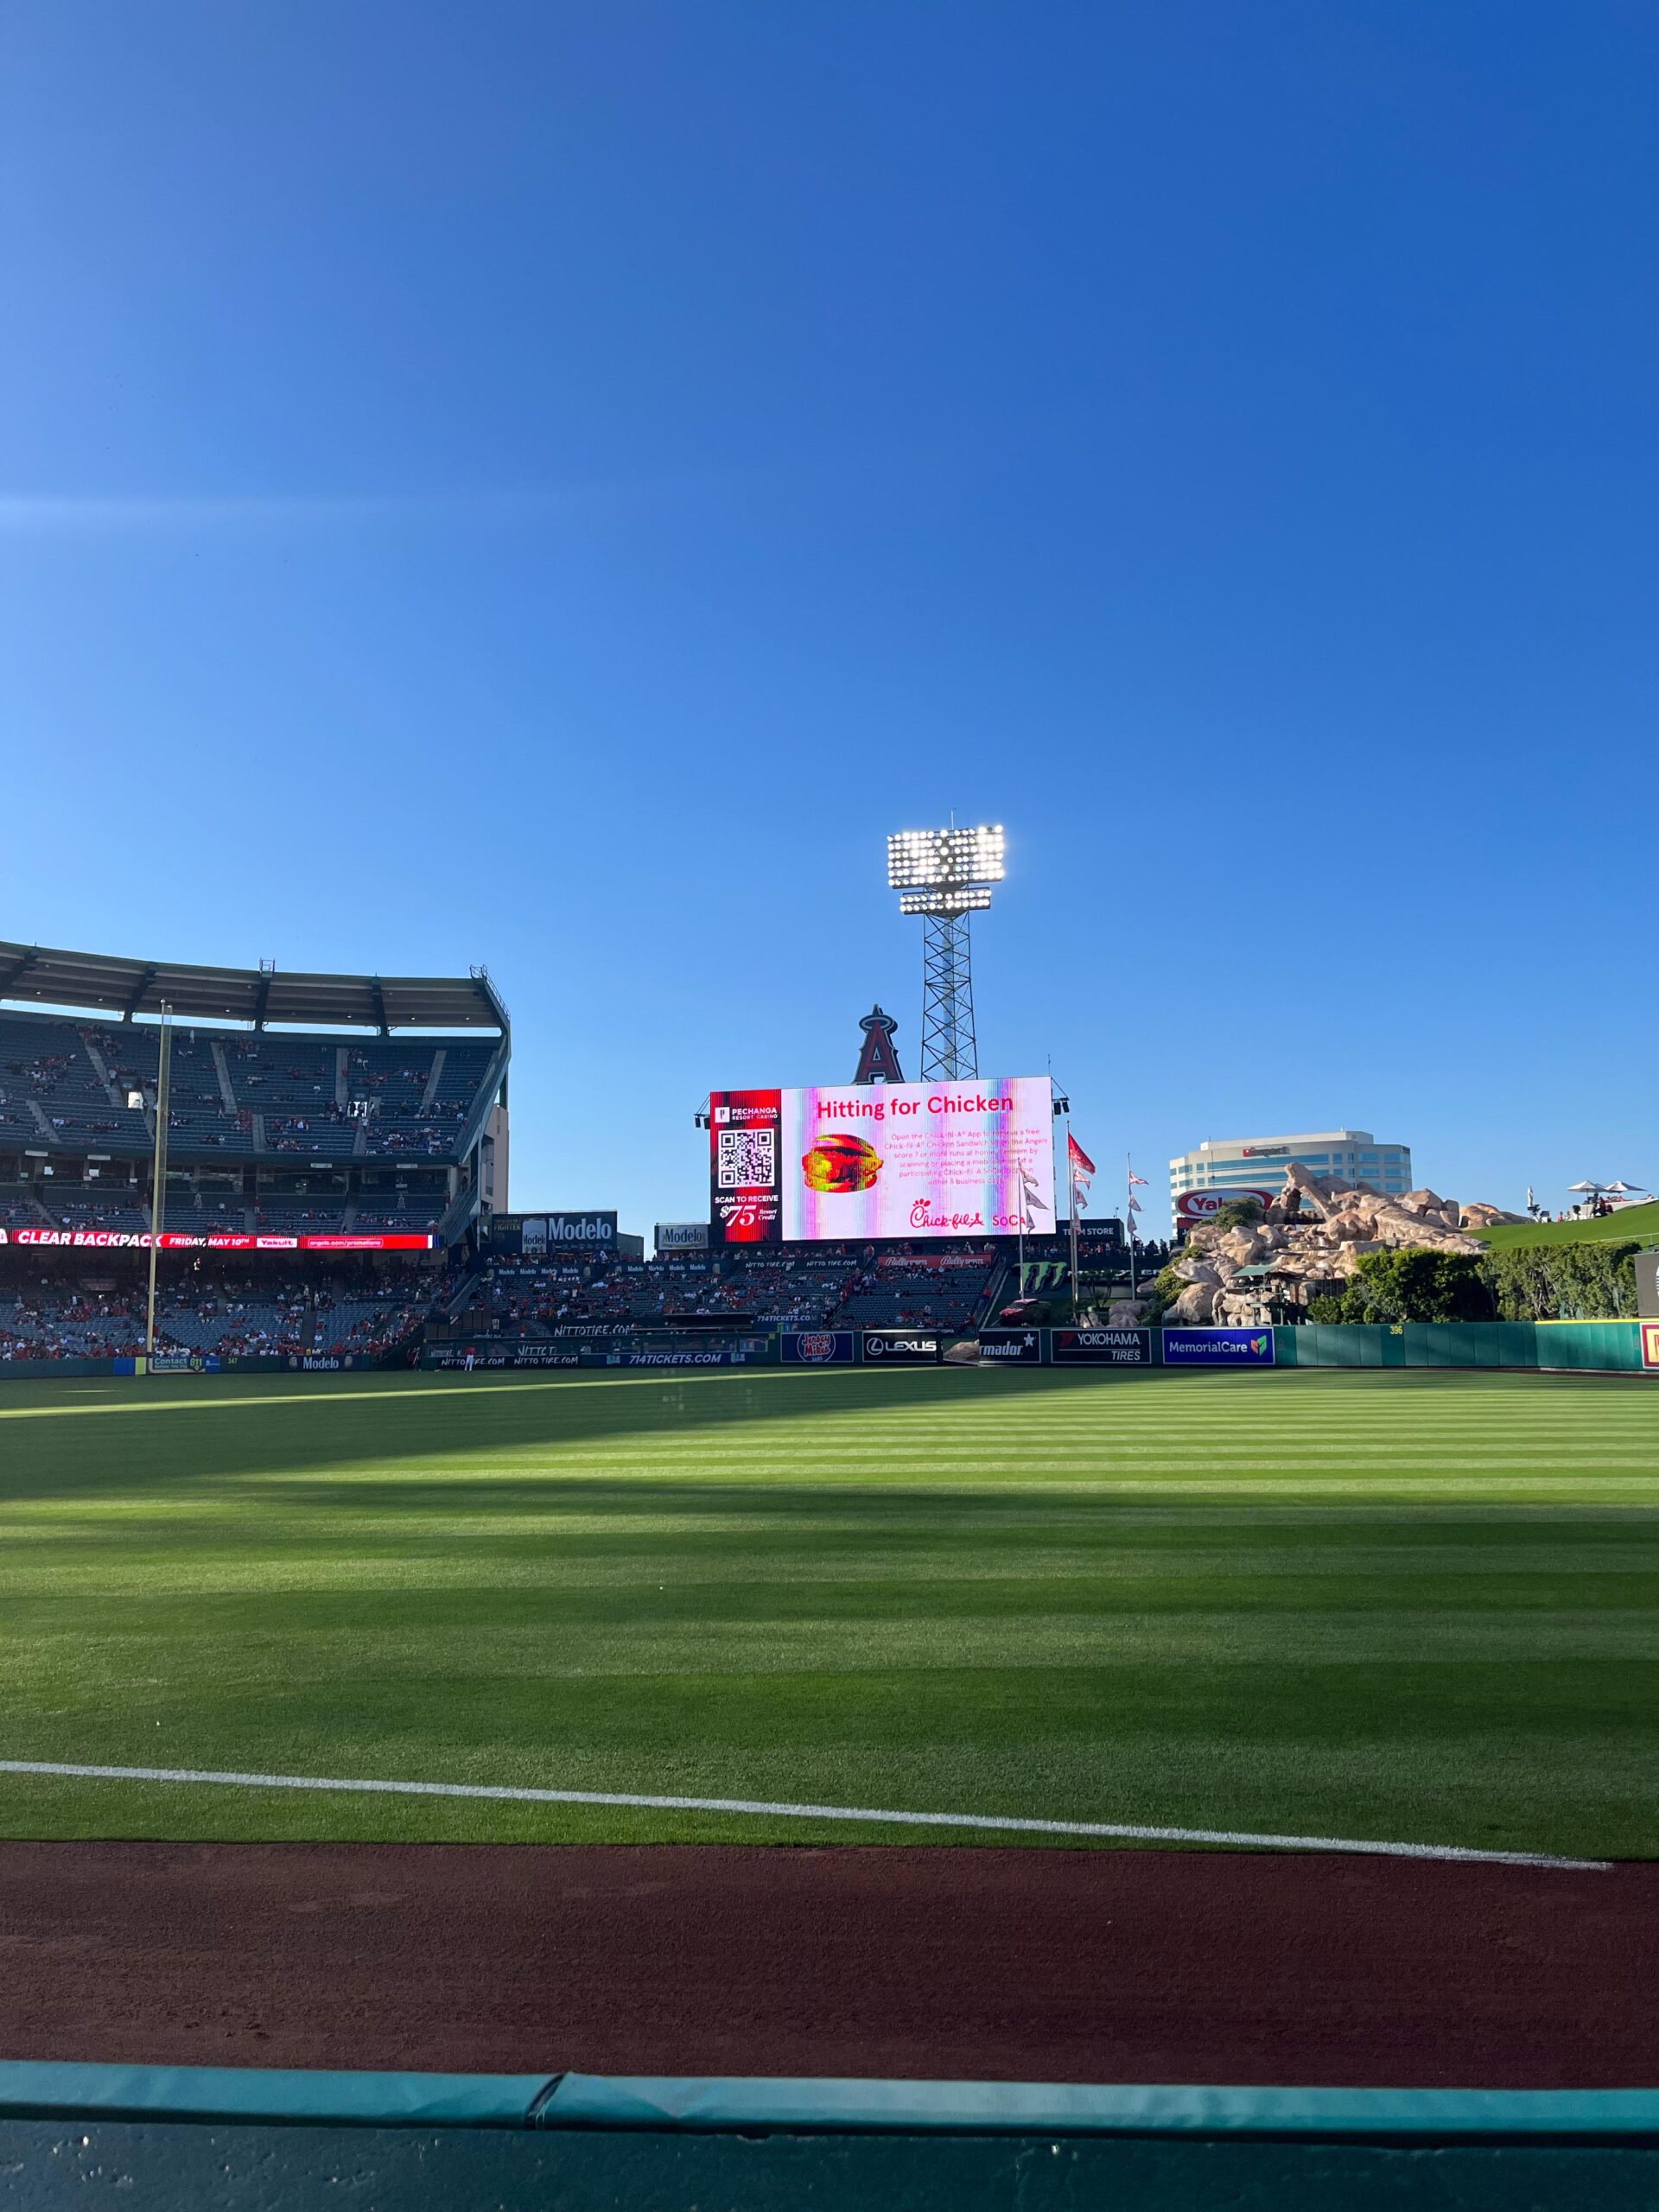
(910, 1198), (986, 1231)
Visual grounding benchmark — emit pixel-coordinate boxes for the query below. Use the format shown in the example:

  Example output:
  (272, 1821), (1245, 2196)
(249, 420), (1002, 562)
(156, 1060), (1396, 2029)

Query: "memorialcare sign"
(976, 1328), (1046, 1364)
(1161, 1326), (1277, 1367)
(861, 1329), (942, 1365)
(1052, 1326), (1153, 1365)
(780, 1331), (858, 1365)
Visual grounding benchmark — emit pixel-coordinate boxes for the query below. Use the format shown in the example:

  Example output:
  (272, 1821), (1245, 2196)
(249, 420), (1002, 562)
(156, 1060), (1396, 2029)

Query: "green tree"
(1486, 1241), (1640, 1320)
(1307, 1249), (1493, 1324)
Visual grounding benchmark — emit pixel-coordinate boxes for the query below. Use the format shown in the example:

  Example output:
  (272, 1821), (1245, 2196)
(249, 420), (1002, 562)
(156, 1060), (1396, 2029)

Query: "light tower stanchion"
(921, 912), (978, 1083)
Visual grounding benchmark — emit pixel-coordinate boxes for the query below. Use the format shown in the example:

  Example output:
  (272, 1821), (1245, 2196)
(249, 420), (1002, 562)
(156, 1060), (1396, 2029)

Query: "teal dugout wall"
(2, 2064), (1657, 2210)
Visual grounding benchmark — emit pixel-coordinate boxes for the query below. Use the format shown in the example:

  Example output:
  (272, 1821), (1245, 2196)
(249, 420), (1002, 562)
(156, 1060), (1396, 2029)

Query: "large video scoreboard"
(708, 1077), (1054, 1245)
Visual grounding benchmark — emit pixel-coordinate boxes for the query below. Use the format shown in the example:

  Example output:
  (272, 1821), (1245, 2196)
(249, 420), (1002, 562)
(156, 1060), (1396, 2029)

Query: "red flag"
(1067, 1134), (1096, 1177)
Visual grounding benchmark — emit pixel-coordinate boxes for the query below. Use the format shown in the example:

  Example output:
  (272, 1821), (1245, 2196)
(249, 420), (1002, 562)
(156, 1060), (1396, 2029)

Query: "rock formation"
(1160, 1163), (1510, 1326)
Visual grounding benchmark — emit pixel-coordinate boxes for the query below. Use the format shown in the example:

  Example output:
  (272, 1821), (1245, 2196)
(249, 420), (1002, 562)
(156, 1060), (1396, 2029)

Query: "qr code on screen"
(717, 1128), (775, 1188)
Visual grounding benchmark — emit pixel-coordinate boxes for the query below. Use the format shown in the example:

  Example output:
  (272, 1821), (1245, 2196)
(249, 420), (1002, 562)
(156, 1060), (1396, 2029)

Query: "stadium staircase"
(79, 1034), (124, 1110)
(974, 1255), (1015, 1327)
(419, 1051), (446, 1111)
(433, 1181), (478, 1247)
(442, 1268), (485, 1322)
(210, 1042), (238, 1114)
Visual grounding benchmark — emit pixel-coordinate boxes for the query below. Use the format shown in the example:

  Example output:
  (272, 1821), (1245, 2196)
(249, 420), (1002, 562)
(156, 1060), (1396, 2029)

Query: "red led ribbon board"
(0, 1229), (437, 1253)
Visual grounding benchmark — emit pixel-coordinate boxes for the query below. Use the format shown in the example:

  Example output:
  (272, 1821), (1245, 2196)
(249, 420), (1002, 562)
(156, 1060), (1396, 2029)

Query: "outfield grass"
(0, 1365), (1655, 1859)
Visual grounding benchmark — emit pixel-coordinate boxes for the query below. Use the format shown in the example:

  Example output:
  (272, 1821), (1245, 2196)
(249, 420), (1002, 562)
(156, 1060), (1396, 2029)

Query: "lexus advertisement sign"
(860, 1329), (942, 1365)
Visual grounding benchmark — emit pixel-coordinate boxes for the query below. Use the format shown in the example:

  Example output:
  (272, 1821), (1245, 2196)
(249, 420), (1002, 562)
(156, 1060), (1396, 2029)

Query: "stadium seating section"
(0, 1262), (439, 1363)
(0, 1228), (1163, 1363)
(0, 1012), (496, 1167)
(453, 1242), (1007, 1337)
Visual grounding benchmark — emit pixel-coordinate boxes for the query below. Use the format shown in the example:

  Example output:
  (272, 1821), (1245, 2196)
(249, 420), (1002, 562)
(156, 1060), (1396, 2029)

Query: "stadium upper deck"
(0, 940), (509, 1245)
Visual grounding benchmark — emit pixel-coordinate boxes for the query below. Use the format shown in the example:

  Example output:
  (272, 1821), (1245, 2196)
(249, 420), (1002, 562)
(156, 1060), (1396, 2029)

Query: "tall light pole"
(886, 824), (1006, 1081)
(144, 1001), (173, 1367)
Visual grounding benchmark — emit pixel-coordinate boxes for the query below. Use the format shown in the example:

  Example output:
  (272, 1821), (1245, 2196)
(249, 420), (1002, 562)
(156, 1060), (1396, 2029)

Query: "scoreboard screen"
(709, 1077), (1054, 1245)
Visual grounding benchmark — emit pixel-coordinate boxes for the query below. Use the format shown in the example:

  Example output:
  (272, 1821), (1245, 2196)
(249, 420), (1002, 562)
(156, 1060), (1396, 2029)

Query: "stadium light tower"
(887, 823), (1006, 1080)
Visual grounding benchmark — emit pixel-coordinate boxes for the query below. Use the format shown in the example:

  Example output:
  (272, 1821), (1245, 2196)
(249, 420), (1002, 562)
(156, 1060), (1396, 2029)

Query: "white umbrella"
(1567, 1180), (1606, 1193)
(1604, 1180), (1649, 1196)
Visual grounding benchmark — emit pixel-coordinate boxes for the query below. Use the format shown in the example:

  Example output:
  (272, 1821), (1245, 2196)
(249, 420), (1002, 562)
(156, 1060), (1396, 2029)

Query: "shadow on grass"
(0, 1363), (1174, 1504)
(0, 1363), (1626, 1511)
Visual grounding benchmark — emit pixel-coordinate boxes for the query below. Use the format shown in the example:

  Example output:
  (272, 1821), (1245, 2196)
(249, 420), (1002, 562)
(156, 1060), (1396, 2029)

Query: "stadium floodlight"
(886, 824), (1005, 1080)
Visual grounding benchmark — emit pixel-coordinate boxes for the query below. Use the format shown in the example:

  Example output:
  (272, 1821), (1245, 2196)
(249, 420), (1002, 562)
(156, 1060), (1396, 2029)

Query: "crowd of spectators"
(0, 1258), (442, 1362)
(451, 1241), (1007, 1337)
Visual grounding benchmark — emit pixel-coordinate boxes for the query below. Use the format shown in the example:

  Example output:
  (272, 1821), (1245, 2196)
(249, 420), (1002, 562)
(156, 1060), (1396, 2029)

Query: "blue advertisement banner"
(780, 1331), (859, 1365)
(861, 1330), (943, 1366)
(1160, 1326), (1276, 1367)
(976, 1328), (1046, 1364)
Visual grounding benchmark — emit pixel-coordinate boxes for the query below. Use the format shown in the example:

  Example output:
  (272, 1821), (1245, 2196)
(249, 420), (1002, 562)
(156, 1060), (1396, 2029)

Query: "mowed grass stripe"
(0, 1366), (1653, 1857)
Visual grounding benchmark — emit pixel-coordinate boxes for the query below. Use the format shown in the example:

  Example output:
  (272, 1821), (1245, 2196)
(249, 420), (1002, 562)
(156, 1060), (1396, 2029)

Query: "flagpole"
(1067, 1133), (1081, 1323)
(1127, 1152), (1137, 1300)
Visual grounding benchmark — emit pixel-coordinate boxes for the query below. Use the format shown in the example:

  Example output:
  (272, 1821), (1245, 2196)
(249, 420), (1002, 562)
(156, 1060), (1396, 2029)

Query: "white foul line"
(0, 1759), (1607, 1871)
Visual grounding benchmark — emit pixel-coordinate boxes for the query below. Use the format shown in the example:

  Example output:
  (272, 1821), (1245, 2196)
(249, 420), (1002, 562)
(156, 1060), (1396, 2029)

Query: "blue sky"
(3, 1), (1655, 1233)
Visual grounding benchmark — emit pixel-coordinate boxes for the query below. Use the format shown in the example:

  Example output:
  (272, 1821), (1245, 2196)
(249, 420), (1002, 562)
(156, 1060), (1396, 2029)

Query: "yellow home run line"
(0, 1760), (1607, 1871)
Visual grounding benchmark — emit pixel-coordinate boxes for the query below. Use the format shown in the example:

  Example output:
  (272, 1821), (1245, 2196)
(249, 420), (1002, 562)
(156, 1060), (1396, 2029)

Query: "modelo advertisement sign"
(518, 1211), (618, 1255)
(708, 1077), (1054, 1246)
(1052, 1326), (1152, 1365)
(1173, 1187), (1276, 1230)
(781, 1330), (858, 1365)
(1161, 1326), (1276, 1366)
(655, 1222), (710, 1253)
(976, 1327), (1045, 1364)
(861, 1328), (942, 1365)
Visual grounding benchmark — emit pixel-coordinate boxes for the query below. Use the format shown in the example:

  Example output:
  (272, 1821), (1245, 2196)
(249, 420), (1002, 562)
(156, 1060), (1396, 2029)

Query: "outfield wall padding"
(3, 2063), (1659, 2139)
(1274, 1321), (1647, 1371)
(5, 2064), (1658, 2210)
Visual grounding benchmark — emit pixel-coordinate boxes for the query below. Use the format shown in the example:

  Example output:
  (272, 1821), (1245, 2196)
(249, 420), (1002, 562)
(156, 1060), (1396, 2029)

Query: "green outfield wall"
(1274, 1320), (1650, 1370)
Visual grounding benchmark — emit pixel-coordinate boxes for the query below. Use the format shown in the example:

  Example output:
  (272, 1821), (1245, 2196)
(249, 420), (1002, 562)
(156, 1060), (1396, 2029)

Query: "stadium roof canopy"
(0, 940), (507, 1034)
